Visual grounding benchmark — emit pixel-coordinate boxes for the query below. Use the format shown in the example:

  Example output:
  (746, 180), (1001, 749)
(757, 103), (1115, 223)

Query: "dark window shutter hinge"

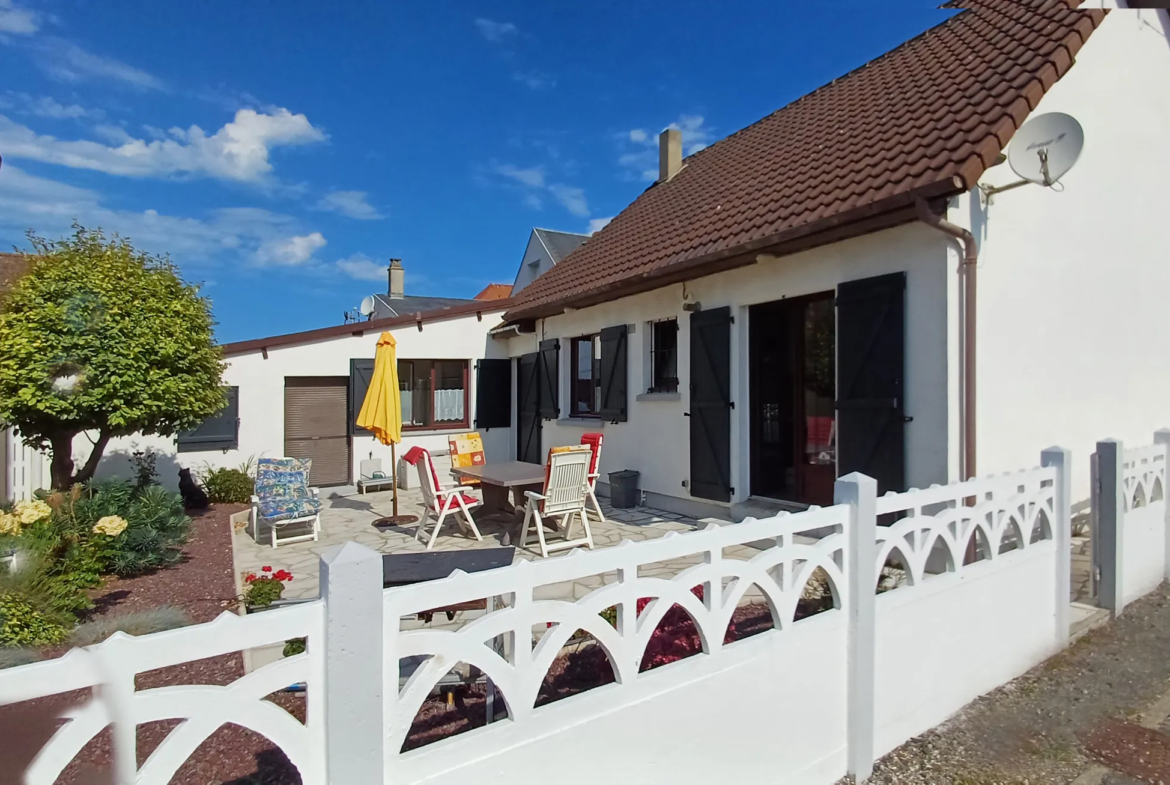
(729, 486), (735, 494)
(730, 401), (735, 409)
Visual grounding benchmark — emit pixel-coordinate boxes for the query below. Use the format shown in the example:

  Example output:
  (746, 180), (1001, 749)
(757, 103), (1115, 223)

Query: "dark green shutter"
(474, 359), (512, 429)
(689, 308), (733, 502)
(177, 387), (239, 452)
(538, 339), (560, 420)
(349, 358), (375, 435)
(599, 324), (628, 422)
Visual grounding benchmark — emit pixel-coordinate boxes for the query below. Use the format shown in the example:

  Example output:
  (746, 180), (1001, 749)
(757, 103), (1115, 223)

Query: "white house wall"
(80, 312), (509, 491)
(950, 7), (1170, 504)
(520, 223), (954, 511)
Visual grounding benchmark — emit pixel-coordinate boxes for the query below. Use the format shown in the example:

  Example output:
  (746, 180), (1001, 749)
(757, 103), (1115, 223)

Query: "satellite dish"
(359, 296), (375, 317)
(1008, 112), (1084, 186)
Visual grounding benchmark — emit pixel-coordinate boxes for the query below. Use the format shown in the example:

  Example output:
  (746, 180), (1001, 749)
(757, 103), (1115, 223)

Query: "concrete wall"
(950, 7), (1170, 503)
(517, 223), (955, 512)
(79, 311), (510, 491)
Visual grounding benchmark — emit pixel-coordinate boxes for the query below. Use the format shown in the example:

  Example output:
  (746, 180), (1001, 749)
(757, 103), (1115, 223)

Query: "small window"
(649, 319), (679, 393)
(398, 359), (469, 430)
(177, 387), (239, 452)
(570, 335), (601, 416)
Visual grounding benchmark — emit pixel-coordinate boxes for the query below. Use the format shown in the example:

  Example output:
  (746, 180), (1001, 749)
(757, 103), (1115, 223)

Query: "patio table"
(451, 461), (545, 516)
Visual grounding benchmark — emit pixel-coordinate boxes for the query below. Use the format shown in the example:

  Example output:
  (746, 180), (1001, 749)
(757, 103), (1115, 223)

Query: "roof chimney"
(659, 128), (682, 183)
(388, 258), (405, 299)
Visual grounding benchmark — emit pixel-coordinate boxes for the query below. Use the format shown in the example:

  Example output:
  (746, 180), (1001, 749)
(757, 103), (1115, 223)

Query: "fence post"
(1042, 447), (1072, 649)
(1095, 440), (1125, 618)
(837, 472), (877, 784)
(320, 541), (385, 785)
(1154, 429), (1170, 582)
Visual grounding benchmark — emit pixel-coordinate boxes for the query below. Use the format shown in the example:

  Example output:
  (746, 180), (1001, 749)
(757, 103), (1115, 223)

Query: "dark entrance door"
(689, 307), (733, 502)
(516, 353), (542, 464)
(749, 294), (836, 505)
(836, 272), (907, 495)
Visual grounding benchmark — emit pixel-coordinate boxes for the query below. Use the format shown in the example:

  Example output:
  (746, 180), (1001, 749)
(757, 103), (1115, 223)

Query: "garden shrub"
(202, 467), (254, 504)
(0, 593), (67, 646)
(283, 637), (307, 657)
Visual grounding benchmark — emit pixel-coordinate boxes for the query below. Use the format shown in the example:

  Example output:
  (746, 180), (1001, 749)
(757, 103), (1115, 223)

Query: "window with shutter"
(349, 359), (375, 435)
(474, 359), (511, 429)
(537, 339), (560, 420)
(599, 324), (628, 422)
(177, 387), (239, 452)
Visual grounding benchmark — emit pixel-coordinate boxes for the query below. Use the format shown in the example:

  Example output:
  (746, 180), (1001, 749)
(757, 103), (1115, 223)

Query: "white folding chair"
(520, 446), (595, 558)
(413, 448), (484, 550)
(580, 433), (606, 523)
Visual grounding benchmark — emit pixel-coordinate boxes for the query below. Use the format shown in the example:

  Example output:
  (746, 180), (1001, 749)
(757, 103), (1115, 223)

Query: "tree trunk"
(48, 433), (76, 491)
(48, 430), (110, 490)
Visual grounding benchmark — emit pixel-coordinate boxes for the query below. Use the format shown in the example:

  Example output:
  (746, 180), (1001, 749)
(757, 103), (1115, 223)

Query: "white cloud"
(588, 216), (613, 234)
(493, 163), (545, 188)
(549, 184), (588, 217)
(475, 18), (517, 43)
(0, 0), (37, 34)
(628, 129), (647, 143)
(0, 107), (327, 183)
(667, 114), (714, 155)
(257, 232), (326, 266)
(0, 165), (316, 266)
(335, 253), (386, 282)
(1, 93), (97, 121)
(316, 190), (382, 220)
(35, 38), (165, 91)
(522, 193), (543, 210)
(513, 70), (554, 90)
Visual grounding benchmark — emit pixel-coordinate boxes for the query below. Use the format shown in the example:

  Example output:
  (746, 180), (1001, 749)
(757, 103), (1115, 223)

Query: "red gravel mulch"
(1081, 719), (1170, 783)
(0, 503), (307, 785)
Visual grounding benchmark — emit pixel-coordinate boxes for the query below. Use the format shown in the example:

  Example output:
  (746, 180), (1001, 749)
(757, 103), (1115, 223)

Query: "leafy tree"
(0, 225), (225, 490)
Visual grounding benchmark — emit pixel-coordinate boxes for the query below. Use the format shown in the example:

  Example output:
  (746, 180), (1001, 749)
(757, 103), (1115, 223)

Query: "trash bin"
(608, 470), (640, 509)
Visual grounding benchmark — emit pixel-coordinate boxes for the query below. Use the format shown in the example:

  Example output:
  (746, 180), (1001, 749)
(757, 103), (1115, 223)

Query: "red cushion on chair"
(457, 493), (480, 507)
(581, 433), (603, 475)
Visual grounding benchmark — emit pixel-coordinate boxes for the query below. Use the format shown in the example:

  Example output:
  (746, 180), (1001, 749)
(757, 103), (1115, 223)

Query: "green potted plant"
(243, 566), (293, 611)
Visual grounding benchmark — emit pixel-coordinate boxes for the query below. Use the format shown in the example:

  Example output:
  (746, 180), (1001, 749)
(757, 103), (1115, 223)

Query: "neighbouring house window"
(649, 319), (679, 393)
(570, 335), (601, 416)
(398, 359), (469, 430)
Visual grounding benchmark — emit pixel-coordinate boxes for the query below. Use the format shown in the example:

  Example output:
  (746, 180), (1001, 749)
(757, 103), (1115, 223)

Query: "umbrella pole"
(377, 441), (417, 527)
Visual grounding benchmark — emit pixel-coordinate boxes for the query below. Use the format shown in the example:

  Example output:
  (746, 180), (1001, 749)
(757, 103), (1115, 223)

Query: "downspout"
(914, 197), (978, 481)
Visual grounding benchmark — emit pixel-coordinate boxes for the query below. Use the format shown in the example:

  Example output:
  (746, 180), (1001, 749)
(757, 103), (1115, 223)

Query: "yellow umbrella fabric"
(356, 331), (402, 445)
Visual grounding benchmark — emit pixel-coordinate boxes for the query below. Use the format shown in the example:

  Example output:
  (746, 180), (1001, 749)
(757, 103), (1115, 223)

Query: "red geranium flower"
(261, 566), (272, 573)
(245, 574), (256, 583)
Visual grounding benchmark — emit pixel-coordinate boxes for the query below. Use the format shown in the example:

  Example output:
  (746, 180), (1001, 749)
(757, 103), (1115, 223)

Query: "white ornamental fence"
(0, 448), (1084, 785)
(1091, 430), (1170, 615)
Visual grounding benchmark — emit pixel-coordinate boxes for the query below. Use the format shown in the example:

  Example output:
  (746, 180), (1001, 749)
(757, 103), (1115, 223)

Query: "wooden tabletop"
(453, 461), (545, 487)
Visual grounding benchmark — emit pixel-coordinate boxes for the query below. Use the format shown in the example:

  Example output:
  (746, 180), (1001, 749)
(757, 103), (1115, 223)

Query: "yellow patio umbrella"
(357, 331), (417, 524)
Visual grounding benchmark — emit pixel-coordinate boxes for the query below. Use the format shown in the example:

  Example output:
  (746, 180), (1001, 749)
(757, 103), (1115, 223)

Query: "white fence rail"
(1092, 431), (1170, 615)
(0, 447), (1092, 785)
(4, 427), (51, 503)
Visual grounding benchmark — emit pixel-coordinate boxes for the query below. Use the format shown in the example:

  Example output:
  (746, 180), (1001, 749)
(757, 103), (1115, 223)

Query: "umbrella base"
(374, 515), (419, 528)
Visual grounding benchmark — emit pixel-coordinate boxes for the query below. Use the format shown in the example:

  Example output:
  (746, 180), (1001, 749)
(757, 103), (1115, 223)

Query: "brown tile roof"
(220, 297), (514, 357)
(0, 253), (27, 298)
(505, 0), (1105, 321)
(474, 283), (513, 301)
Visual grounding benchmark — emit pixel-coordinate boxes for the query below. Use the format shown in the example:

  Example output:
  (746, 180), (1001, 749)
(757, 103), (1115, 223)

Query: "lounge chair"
(520, 445), (595, 558)
(250, 457), (321, 548)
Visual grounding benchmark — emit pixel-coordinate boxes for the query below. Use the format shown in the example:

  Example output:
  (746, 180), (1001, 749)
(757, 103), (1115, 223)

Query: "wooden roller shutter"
(285, 377), (351, 487)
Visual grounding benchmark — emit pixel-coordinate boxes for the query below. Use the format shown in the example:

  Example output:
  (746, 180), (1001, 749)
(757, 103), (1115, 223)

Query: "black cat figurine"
(178, 468), (209, 511)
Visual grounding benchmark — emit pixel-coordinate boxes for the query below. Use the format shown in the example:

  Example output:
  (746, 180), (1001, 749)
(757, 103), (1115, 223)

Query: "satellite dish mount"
(979, 112), (1084, 206)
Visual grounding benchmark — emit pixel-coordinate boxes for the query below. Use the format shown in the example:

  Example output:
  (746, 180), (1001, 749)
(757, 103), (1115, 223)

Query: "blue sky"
(0, 0), (952, 343)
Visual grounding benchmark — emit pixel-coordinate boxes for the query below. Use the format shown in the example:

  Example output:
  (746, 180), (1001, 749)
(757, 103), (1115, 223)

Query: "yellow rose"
(0, 512), (19, 536)
(14, 499), (52, 526)
(93, 515), (129, 537)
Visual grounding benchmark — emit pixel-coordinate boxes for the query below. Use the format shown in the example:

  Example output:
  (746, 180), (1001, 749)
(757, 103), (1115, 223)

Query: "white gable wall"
(77, 312), (509, 492)
(950, 6), (1170, 504)
(518, 223), (955, 513)
(510, 231), (556, 297)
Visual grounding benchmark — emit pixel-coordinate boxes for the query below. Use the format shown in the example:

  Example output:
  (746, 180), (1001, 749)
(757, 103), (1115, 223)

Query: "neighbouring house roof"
(221, 298), (514, 357)
(533, 228), (589, 264)
(505, 0), (1105, 322)
(370, 293), (479, 319)
(0, 252), (27, 298)
(474, 283), (513, 301)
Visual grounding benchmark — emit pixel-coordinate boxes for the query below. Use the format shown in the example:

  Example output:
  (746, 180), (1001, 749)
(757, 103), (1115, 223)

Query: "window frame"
(177, 386), (240, 453)
(569, 334), (602, 418)
(398, 359), (471, 432)
(649, 318), (679, 394)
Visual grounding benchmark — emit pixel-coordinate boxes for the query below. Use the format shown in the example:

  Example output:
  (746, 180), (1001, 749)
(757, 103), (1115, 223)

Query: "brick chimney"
(659, 128), (682, 183)
(387, 258), (404, 299)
